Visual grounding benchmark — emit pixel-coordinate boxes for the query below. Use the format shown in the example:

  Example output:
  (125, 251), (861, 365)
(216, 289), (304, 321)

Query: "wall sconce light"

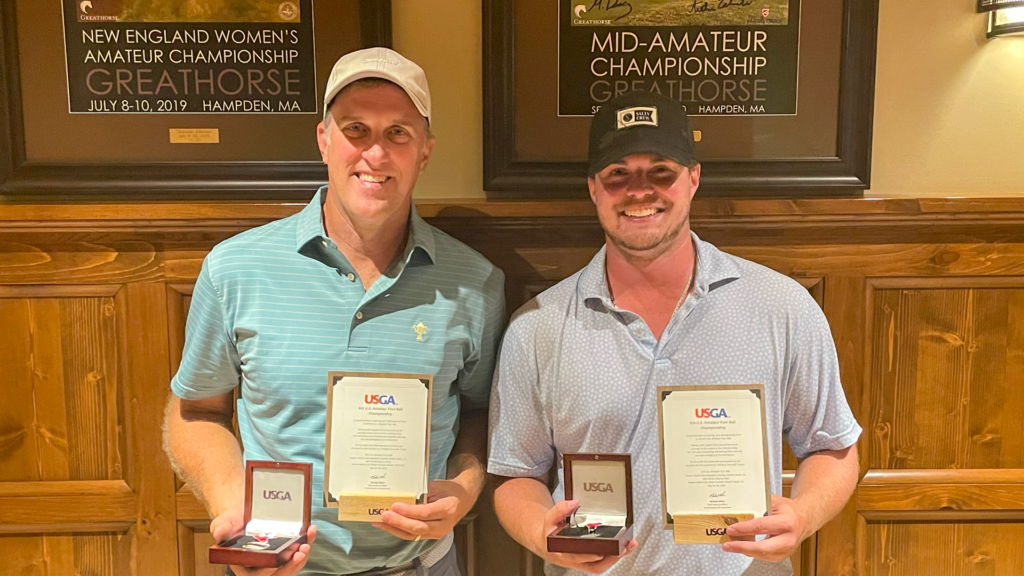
(979, 0), (1024, 38)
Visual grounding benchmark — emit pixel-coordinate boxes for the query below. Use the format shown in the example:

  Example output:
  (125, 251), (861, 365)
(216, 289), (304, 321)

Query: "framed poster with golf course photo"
(0, 0), (391, 198)
(482, 0), (879, 197)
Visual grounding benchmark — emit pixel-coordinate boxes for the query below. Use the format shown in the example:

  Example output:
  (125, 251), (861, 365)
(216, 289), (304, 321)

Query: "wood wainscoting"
(1, 197), (1023, 575)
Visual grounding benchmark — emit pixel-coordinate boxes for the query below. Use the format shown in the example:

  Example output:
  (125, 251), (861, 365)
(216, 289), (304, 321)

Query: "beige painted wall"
(394, 0), (1024, 200)
(393, 0), (484, 200)
(870, 1), (1024, 197)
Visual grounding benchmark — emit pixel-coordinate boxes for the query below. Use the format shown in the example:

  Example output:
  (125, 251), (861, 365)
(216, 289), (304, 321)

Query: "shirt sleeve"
(487, 314), (556, 478)
(783, 292), (863, 459)
(455, 266), (506, 410)
(170, 254), (241, 400)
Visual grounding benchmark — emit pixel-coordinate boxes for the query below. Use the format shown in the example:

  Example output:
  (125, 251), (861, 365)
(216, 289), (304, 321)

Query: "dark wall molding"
(3, 197), (1024, 246)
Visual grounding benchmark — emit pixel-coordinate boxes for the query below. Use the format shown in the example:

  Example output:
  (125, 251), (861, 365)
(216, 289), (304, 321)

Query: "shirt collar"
(576, 232), (742, 313)
(294, 186), (436, 264)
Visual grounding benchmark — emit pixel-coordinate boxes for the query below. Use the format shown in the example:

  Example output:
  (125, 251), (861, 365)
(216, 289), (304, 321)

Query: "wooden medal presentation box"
(209, 460), (313, 568)
(547, 454), (633, 556)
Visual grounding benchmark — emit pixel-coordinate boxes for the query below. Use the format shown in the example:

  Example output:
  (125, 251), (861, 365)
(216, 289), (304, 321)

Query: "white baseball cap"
(322, 47), (431, 124)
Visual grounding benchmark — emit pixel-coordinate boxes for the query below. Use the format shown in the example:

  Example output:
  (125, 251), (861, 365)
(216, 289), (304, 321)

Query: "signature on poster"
(572, 0), (789, 26)
(77, 0), (302, 23)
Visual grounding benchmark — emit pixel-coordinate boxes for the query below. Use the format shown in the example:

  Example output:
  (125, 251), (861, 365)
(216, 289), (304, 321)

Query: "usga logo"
(365, 394), (397, 405)
(263, 490), (292, 501)
(583, 482), (614, 493)
(706, 527), (728, 536)
(368, 508), (387, 515)
(695, 408), (730, 418)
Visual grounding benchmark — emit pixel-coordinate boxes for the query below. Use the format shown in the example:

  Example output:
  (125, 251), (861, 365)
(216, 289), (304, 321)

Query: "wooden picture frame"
(0, 0), (391, 200)
(482, 0), (880, 197)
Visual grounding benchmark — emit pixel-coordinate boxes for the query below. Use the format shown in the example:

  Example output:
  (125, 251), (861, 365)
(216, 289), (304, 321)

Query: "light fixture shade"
(987, 8), (1024, 37)
(978, 0), (1024, 12)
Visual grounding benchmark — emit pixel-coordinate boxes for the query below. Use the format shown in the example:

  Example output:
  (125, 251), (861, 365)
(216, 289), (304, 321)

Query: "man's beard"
(603, 206), (689, 257)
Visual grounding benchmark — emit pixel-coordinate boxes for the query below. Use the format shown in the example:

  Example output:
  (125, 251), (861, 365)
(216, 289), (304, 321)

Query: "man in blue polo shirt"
(164, 48), (504, 576)
(488, 92), (861, 575)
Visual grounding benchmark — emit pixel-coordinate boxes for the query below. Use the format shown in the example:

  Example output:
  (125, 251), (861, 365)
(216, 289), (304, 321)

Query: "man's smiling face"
(588, 153), (700, 260)
(317, 81), (433, 227)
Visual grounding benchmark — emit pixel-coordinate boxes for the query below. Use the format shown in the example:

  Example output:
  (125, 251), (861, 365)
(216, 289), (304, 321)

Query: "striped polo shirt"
(171, 187), (505, 575)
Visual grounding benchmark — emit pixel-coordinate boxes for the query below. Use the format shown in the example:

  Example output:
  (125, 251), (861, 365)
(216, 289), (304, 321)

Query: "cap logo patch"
(363, 57), (399, 66)
(616, 107), (658, 129)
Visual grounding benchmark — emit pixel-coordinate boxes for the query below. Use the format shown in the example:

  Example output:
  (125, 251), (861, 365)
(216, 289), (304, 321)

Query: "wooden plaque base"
(671, 513), (755, 544)
(334, 493), (418, 522)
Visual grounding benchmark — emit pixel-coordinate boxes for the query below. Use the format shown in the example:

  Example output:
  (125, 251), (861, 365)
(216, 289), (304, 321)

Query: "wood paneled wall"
(1, 197), (1023, 575)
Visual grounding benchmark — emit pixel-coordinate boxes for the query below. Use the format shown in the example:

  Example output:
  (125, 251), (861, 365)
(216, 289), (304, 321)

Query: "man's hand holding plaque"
(720, 493), (811, 561)
(372, 478), (473, 540)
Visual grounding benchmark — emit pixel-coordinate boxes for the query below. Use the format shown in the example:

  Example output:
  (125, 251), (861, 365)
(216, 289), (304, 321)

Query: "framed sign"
(656, 385), (770, 544)
(483, 0), (879, 197)
(0, 0), (391, 199)
(323, 371), (432, 523)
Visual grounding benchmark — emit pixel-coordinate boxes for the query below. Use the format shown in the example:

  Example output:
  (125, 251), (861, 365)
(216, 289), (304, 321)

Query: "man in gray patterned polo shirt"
(487, 92), (861, 575)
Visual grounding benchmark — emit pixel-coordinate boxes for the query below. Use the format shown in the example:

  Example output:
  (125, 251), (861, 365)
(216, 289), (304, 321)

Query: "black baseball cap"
(588, 92), (697, 177)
